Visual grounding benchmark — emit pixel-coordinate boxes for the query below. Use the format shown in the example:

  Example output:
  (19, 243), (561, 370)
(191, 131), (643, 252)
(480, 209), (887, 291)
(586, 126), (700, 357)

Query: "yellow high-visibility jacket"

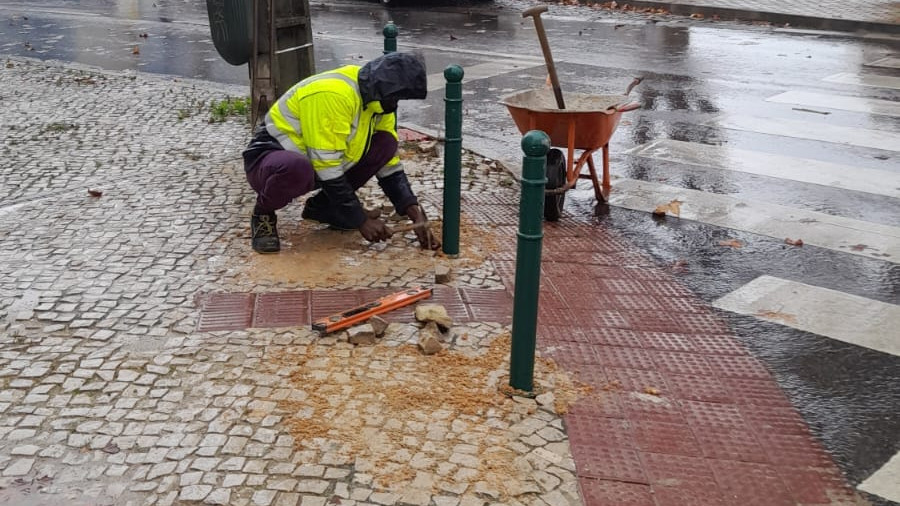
(264, 65), (402, 182)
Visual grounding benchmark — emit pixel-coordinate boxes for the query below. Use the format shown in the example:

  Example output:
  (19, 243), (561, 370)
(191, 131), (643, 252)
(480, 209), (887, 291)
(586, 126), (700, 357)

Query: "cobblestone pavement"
(0, 57), (583, 505)
(0, 56), (871, 506)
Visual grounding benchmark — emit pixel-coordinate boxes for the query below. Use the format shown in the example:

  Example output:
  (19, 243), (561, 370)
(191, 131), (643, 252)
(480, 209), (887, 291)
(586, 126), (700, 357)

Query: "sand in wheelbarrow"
(503, 89), (627, 112)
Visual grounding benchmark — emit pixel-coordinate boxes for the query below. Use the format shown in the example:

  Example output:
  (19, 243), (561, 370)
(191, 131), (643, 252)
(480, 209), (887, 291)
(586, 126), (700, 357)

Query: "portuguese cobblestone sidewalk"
(0, 56), (866, 506)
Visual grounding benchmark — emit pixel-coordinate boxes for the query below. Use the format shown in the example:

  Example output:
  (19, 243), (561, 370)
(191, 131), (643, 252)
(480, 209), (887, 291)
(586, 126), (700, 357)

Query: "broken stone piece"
(415, 304), (452, 332)
(418, 321), (444, 355)
(347, 324), (376, 345)
(368, 315), (389, 337)
(434, 263), (452, 285)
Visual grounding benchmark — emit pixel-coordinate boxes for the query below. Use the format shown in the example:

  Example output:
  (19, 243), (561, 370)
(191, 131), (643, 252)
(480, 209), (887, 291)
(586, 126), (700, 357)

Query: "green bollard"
(383, 22), (398, 54)
(509, 130), (550, 394)
(442, 64), (464, 257)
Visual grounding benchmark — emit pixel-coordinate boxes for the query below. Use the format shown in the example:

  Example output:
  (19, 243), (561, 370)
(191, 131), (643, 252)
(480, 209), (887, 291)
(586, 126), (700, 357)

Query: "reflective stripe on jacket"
(264, 65), (402, 181)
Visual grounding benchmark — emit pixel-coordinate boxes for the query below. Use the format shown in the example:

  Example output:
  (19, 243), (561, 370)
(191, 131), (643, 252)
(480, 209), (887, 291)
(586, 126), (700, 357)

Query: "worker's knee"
(261, 150), (316, 195)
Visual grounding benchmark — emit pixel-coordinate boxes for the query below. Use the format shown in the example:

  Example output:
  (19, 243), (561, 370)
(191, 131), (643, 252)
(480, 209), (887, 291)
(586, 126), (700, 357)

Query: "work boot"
(251, 212), (280, 253)
(301, 192), (331, 223)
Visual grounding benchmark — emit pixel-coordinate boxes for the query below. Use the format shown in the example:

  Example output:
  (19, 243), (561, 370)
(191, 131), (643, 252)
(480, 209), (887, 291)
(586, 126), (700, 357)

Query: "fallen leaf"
(653, 199), (682, 217)
(849, 244), (867, 251)
(102, 442), (120, 454)
(784, 238), (803, 246)
(690, 12), (705, 19)
(756, 310), (797, 324)
(643, 386), (660, 396)
(718, 239), (742, 248)
(132, 45), (140, 55)
(87, 188), (103, 197)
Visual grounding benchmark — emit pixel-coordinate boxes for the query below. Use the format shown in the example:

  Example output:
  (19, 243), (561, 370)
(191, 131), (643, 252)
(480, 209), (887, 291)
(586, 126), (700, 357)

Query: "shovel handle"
(523, 6), (565, 109)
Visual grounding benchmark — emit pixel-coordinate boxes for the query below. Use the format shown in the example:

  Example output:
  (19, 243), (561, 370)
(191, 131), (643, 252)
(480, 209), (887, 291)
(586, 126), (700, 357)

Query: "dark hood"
(358, 53), (427, 105)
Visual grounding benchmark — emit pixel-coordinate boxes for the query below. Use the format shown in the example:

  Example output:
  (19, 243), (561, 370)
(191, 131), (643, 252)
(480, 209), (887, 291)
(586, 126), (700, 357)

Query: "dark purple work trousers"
(246, 131), (398, 214)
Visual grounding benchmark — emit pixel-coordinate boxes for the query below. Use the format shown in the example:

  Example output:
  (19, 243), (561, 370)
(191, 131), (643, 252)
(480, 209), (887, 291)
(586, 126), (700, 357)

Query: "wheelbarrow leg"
(585, 155), (606, 203)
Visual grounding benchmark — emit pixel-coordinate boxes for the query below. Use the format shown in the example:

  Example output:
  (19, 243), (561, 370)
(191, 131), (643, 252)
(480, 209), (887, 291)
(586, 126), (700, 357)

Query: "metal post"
(509, 130), (550, 393)
(442, 64), (464, 258)
(383, 22), (398, 54)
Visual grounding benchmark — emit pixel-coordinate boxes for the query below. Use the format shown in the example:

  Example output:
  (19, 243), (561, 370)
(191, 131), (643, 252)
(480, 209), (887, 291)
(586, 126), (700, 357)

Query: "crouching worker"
(242, 52), (441, 254)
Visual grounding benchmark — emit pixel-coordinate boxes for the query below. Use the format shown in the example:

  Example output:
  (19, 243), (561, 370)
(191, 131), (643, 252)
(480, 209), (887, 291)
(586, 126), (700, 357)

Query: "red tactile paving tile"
(690, 334), (748, 356)
(252, 291), (310, 328)
(594, 346), (657, 370)
(463, 204), (519, 226)
(631, 418), (703, 457)
(648, 350), (716, 377)
(567, 364), (609, 388)
(579, 478), (656, 506)
(722, 377), (793, 407)
(693, 427), (769, 463)
(197, 293), (256, 332)
(618, 310), (683, 333)
(640, 452), (726, 506)
(570, 444), (649, 484)
(537, 287), (569, 310)
(665, 374), (731, 403)
(537, 306), (579, 326)
(598, 277), (650, 295)
(621, 393), (686, 425)
(429, 286), (471, 321)
(579, 327), (644, 348)
(756, 433), (835, 468)
(653, 295), (708, 314)
(738, 404), (811, 436)
(670, 312), (732, 334)
(568, 394), (626, 419)
(542, 341), (602, 366)
(604, 367), (670, 393)
(705, 354), (772, 379)
(565, 412), (637, 450)
(577, 309), (633, 330)
(537, 324), (586, 343)
(612, 294), (666, 311)
(310, 290), (362, 321)
(680, 400), (747, 431)
(778, 467), (858, 505)
(638, 332), (697, 353)
(461, 192), (518, 206)
(711, 460), (795, 506)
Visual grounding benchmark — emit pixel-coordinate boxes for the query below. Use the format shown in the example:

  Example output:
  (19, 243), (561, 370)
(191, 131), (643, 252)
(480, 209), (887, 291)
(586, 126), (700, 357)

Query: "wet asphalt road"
(1, 0), (898, 502)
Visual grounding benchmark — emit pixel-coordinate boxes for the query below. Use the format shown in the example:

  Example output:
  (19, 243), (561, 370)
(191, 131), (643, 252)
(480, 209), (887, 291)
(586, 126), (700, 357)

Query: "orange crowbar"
(312, 286), (433, 335)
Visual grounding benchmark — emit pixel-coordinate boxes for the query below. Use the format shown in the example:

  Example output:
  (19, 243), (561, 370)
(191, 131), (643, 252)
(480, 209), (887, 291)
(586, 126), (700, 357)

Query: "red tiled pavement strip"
(196, 285), (511, 332)
(490, 219), (862, 506)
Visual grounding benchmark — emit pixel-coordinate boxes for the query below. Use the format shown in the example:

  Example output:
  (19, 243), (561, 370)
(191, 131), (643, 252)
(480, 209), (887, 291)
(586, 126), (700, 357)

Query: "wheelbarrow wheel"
(544, 148), (566, 222)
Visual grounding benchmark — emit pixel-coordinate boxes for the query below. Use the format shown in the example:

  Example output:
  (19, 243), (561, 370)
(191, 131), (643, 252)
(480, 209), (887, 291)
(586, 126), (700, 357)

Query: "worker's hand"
(405, 204), (441, 251)
(359, 217), (391, 243)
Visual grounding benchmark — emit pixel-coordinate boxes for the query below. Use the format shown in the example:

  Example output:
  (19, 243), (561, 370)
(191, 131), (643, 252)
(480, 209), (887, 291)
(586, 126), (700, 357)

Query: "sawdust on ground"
(269, 332), (591, 498)
(239, 215), (504, 288)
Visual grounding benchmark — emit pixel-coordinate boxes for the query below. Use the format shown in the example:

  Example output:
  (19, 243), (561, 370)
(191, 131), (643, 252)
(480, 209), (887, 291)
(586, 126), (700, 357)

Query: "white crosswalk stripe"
(859, 452), (900, 503)
(766, 90), (900, 117)
(822, 72), (900, 90)
(713, 275), (900, 357)
(706, 114), (900, 151)
(624, 138), (900, 198)
(606, 178), (900, 262)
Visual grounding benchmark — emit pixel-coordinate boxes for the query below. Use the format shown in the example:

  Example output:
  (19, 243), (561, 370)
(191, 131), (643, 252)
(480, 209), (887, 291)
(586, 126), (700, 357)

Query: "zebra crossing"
(613, 57), (900, 504)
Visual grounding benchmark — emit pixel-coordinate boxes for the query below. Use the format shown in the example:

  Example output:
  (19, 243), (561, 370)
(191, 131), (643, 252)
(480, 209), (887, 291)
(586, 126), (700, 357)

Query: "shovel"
(522, 6), (565, 110)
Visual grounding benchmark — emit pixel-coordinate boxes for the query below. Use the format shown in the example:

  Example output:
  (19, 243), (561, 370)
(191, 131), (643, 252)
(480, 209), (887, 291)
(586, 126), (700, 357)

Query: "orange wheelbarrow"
(500, 88), (641, 220)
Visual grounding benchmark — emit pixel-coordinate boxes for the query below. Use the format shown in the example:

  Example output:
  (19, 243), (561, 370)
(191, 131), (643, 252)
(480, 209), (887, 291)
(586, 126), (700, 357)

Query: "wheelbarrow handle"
(522, 6), (565, 109)
(616, 101), (641, 112)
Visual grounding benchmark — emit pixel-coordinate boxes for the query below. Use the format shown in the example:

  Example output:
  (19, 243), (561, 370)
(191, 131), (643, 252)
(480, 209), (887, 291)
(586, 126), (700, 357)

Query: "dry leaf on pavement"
(718, 239), (743, 248)
(785, 238), (804, 246)
(653, 199), (682, 217)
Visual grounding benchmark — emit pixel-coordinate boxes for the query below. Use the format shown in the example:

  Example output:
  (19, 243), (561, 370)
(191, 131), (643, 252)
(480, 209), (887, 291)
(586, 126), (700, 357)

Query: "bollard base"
(499, 383), (544, 399)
